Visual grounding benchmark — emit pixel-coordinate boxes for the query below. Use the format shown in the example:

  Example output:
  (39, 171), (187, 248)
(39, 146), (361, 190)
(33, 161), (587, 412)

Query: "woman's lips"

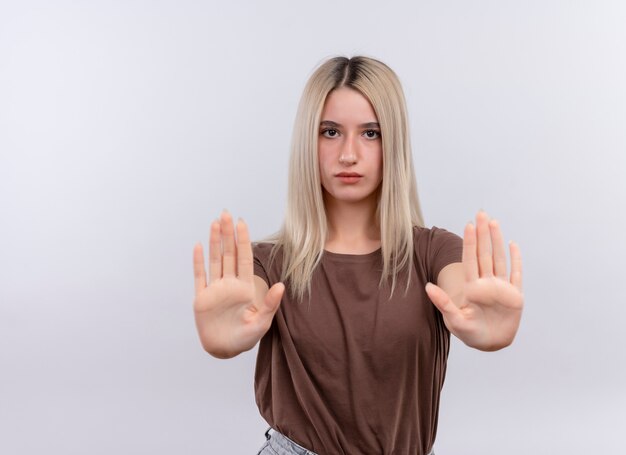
(335, 172), (362, 183)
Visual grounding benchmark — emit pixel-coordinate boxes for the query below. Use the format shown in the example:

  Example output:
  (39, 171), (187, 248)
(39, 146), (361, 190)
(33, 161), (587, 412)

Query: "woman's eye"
(364, 130), (380, 139)
(322, 129), (339, 138)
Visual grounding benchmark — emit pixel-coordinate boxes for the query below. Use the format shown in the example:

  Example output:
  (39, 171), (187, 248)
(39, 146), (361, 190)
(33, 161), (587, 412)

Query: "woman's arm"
(425, 211), (524, 351)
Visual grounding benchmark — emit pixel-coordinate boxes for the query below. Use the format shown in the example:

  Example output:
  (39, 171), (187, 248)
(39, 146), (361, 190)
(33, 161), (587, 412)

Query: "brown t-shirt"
(253, 226), (463, 455)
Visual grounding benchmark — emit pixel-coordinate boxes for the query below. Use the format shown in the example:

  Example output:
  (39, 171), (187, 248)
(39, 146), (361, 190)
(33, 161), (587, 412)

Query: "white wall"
(1, 1), (625, 453)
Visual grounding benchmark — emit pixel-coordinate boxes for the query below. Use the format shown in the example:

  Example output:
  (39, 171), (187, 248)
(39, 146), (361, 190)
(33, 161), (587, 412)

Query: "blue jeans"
(256, 428), (435, 455)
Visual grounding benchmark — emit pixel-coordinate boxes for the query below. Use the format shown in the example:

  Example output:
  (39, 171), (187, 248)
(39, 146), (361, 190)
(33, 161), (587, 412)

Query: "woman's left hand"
(425, 211), (524, 351)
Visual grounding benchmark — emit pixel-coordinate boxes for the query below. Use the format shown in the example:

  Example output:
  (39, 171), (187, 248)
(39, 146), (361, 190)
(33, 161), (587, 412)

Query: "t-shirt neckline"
(321, 247), (382, 263)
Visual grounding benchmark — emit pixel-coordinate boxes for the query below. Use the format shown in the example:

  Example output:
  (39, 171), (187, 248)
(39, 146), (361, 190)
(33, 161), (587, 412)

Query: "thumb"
(425, 282), (461, 319)
(262, 282), (285, 316)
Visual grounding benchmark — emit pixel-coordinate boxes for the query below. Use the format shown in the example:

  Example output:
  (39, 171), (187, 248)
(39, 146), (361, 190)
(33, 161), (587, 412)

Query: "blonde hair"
(270, 56), (424, 301)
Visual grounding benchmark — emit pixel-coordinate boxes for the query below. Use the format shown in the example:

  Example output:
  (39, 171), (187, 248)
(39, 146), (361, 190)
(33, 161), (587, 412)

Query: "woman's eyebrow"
(319, 120), (380, 128)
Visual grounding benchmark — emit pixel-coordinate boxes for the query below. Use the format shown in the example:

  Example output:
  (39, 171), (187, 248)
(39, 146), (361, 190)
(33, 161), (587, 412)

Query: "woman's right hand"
(192, 211), (285, 358)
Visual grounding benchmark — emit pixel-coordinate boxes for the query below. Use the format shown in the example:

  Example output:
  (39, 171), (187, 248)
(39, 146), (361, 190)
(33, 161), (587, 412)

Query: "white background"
(1, 1), (625, 453)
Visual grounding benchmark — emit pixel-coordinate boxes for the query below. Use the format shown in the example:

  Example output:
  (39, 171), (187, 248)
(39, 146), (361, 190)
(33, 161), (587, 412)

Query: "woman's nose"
(339, 136), (358, 165)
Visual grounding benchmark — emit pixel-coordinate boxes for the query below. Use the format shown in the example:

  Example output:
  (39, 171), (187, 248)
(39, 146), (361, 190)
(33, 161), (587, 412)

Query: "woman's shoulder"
(412, 224), (463, 260)
(253, 240), (276, 252)
(412, 224), (462, 243)
(253, 240), (278, 258)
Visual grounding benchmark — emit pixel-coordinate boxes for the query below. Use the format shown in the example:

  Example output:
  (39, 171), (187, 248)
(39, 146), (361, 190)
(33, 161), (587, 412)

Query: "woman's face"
(318, 87), (383, 208)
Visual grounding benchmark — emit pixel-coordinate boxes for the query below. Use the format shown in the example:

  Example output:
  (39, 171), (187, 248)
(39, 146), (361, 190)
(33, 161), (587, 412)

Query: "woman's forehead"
(321, 87), (378, 124)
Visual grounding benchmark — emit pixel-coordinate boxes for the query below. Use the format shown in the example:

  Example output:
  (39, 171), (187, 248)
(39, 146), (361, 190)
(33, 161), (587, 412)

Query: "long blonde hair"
(270, 56), (424, 300)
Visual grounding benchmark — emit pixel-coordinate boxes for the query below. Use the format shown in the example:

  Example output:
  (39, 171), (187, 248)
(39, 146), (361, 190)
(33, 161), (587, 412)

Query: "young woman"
(192, 56), (523, 455)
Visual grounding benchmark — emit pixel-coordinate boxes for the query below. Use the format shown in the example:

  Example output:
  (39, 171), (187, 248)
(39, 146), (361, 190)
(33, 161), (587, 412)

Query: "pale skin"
(193, 87), (523, 358)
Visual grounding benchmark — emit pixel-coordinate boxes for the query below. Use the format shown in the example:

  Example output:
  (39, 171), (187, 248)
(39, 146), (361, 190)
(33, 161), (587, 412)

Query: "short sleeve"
(423, 227), (463, 283)
(253, 242), (272, 287)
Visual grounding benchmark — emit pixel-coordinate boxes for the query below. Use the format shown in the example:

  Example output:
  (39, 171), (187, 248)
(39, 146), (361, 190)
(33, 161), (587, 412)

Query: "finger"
(463, 222), (479, 282)
(193, 242), (207, 295)
(208, 219), (222, 282)
(220, 210), (236, 277)
(489, 219), (507, 278)
(261, 282), (285, 317)
(425, 282), (463, 324)
(509, 241), (523, 291)
(476, 211), (493, 277)
(236, 218), (254, 283)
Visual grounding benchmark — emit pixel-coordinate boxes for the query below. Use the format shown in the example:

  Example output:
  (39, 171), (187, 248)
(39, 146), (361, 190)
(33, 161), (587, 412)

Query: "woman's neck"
(323, 195), (381, 254)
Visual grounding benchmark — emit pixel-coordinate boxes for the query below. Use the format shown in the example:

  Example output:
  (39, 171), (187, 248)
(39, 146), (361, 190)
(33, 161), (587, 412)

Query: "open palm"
(426, 211), (524, 351)
(193, 212), (284, 358)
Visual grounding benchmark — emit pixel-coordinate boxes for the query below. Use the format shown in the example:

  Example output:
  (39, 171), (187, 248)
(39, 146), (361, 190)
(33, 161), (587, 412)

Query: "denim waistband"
(263, 428), (435, 455)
